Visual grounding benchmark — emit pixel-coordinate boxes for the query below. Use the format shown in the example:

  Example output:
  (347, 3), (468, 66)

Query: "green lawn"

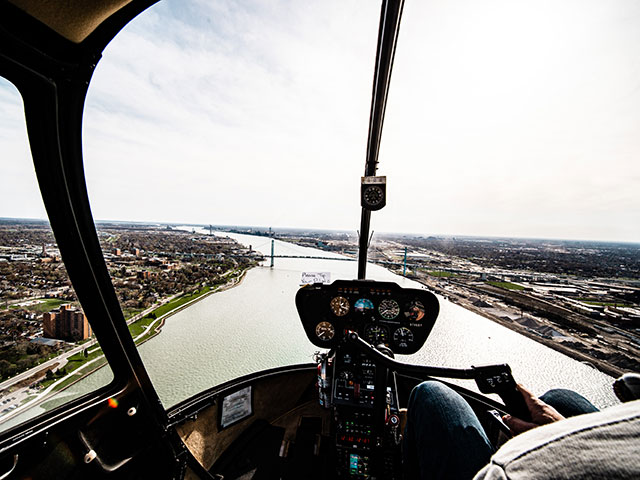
(128, 315), (158, 338)
(41, 357), (110, 392)
(12, 298), (68, 313)
(487, 281), (525, 291)
(427, 271), (456, 277)
(152, 286), (212, 318)
(40, 348), (105, 389)
(123, 307), (144, 320)
(40, 270), (244, 394)
(579, 299), (631, 307)
(124, 282), (225, 342)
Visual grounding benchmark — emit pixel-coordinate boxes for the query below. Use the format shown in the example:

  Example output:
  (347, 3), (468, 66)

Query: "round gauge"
(378, 298), (400, 320)
(330, 296), (350, 317)
(364, 185), (384, 206)
(393, 327), (414, 348)
(354, 298), (375, 313)
(365, 324), (389, 345)
(338, 370), (354, 382)
(315, 321), (335, 341)
(405, 300), (425, 322)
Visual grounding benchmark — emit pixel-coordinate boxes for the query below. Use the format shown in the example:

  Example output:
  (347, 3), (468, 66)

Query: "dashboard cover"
(295, 279), (439, 354)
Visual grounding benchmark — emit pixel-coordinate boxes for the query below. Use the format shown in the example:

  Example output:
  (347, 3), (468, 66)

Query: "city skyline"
(1, 0), (639, 243)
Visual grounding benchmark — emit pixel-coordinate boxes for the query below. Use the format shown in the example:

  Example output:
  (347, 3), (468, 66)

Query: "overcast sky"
(1, 0), (639, 243)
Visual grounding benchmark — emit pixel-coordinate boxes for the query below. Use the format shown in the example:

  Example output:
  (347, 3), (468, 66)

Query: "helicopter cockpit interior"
(292, 279), (529, 479)
(0, 0), (636, 479)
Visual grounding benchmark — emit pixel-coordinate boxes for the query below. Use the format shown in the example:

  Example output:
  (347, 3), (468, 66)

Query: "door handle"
(78, 431), (132, 472)
(0, 454), (18, 480)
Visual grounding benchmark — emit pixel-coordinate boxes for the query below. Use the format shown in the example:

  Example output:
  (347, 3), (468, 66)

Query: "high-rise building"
(41, 305), (92, 341)
(42, 311), (56, 338)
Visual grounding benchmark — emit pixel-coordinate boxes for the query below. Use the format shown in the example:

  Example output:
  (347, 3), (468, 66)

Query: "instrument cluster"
(295, 279), (439, 354)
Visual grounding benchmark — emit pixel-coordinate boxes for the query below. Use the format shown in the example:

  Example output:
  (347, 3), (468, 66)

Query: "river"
(3, 231), (617, 430)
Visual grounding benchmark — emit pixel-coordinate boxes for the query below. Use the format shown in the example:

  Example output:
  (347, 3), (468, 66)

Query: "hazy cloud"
(1, 0), (638, 242)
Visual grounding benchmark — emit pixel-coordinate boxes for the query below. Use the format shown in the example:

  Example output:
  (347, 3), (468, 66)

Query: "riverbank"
(133, 267), (249, 346)
(0, 266), (251, 426)
(416, 276), (625, 378)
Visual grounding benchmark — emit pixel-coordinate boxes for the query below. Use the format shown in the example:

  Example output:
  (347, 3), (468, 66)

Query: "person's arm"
(502, 384), (565, 434)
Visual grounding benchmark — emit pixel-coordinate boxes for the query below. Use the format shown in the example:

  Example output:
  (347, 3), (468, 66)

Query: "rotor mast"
(357, 0), (405, 280)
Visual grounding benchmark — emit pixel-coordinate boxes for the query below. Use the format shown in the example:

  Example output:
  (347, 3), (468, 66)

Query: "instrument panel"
(295, 279), (439, 354)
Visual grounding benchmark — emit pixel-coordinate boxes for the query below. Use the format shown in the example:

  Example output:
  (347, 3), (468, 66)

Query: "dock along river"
(5, 231), (618, 429)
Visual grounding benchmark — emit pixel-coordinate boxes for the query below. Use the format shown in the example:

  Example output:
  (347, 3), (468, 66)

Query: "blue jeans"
(402, 381), (598, 480)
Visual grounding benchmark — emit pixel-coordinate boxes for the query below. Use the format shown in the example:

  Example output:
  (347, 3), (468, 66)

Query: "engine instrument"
(316, 321), (335, 340)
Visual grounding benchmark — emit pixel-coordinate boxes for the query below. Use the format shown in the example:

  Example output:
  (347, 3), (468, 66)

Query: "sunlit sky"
(1, 0), (639, 243)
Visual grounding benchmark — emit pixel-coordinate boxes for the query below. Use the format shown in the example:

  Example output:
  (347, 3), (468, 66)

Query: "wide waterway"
(4, 231), (618, 429)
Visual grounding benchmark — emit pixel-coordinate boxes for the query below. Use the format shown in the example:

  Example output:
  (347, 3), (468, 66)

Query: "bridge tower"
(403, 247), (407, 276)
(270, 239), (274, 268)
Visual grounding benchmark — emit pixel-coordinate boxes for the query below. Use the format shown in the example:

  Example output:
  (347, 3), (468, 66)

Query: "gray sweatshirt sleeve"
(473, 400), (640, 480)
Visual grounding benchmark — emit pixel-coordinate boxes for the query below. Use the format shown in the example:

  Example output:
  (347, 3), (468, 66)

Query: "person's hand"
(502, 384), (565, 434)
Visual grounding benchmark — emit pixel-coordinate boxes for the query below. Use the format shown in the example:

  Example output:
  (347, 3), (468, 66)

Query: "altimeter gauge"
(330, 296), (350, 316)
(393, 327), (414, 348)
(315, 321), (335, 341)
(378, 298), (400, 320)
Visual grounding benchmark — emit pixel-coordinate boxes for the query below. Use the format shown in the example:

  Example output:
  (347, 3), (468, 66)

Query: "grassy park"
(486, 281), (526, 291)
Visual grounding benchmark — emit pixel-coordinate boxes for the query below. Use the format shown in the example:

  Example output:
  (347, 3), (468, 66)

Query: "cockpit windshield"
(1, 0), (638, 434)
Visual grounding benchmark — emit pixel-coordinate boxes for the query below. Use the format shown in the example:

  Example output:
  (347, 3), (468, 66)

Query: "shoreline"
(134, 267), (249, 347)
(415, 277), (623, 378)
(231, 233), (627, 379)
(0, 267), (251, 426)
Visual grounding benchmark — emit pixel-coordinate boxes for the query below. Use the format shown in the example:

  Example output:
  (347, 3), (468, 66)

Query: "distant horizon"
(2, 216), (639, 247)
(2, 1), (638, 247)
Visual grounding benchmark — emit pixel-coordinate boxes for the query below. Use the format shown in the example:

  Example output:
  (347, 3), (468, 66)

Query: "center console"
(316, 346), (402, 480)
(298, 279), (440, 480)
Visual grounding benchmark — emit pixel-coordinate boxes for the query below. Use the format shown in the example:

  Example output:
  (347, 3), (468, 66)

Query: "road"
(0, 274), (243, 425)
(0, 294), (182, 421)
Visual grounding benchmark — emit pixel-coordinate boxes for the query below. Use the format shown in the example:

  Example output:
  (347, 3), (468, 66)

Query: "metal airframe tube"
(357, 0), (405, 279)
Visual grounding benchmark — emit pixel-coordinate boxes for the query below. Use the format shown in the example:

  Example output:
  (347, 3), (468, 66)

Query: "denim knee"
(409, 381), (457, 410)
(404, 380), (494, 480)
(540, 388), (599, 418)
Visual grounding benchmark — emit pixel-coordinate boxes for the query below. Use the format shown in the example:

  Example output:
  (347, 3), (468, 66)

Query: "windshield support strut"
(358, 0), (404, 279)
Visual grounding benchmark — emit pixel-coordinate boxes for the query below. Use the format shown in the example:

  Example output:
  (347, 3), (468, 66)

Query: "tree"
(0, 359), (11, 378)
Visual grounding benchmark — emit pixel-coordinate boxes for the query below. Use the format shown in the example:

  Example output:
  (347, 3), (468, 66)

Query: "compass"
(361, 176), (386, 211)
(364, 185), (384, 206)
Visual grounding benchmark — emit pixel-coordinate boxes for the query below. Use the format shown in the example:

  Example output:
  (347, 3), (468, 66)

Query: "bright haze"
(1, 0), (639, 243)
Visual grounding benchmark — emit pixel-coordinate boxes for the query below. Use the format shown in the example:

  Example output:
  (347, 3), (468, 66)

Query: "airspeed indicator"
(330, 296), (350, 316)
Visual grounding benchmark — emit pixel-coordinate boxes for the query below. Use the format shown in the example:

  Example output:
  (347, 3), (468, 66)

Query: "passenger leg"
(539, 389), (599, 418)
(403, 381), (494, 480)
